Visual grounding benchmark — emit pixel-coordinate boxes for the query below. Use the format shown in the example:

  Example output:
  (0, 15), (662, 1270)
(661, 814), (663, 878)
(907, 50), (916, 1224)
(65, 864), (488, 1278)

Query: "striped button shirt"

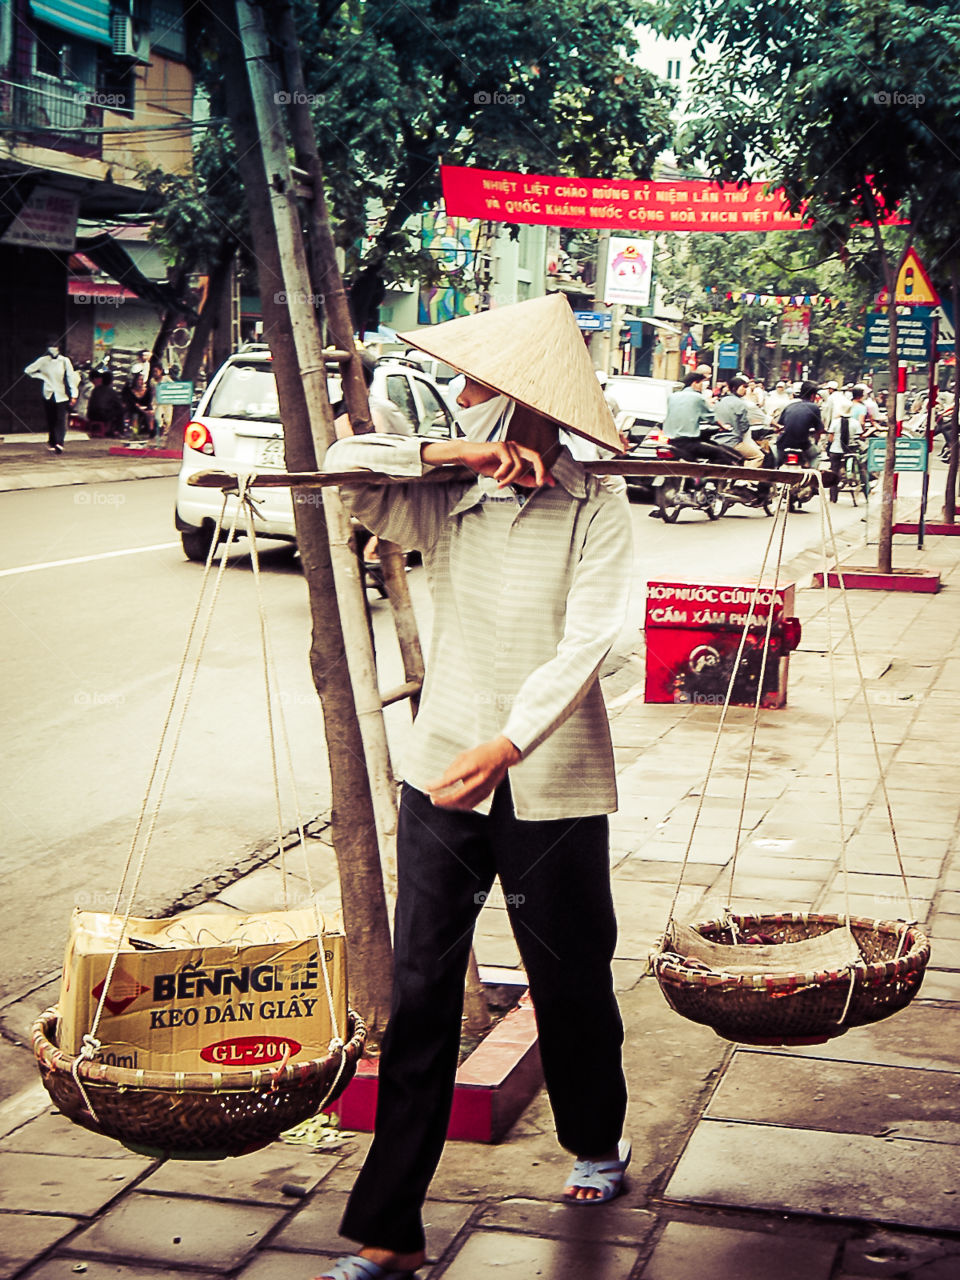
(323, 435), (633, 820)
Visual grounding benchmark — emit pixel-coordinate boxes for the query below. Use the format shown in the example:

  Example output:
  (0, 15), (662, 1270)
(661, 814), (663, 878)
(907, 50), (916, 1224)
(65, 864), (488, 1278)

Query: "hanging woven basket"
(652, 912), (930, 1046)
(32, 1007), (366, 1160)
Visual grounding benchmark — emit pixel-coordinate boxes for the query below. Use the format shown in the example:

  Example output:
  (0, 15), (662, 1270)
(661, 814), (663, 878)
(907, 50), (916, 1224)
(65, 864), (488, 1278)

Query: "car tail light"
(184, 421), (215, 455)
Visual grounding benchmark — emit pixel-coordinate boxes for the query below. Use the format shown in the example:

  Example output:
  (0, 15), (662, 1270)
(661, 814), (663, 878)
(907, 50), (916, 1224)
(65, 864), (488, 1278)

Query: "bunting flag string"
(702, 286), (841, 308)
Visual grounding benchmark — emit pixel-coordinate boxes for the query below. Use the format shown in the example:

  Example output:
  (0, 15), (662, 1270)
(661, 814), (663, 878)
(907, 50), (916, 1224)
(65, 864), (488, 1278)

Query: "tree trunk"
(945, 262), (960, 523)
(220, 6), (393, 1041)
(163, 240), (238, 450)
(150, 261), (192, 373)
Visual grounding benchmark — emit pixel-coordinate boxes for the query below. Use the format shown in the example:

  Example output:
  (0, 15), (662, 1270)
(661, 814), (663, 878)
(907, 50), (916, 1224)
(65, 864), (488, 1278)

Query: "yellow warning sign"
(895, 248), (939, 307)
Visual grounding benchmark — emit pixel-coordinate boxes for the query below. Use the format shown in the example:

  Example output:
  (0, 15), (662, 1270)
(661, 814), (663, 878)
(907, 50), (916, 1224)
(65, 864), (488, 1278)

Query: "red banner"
(441, 164), (808, 232)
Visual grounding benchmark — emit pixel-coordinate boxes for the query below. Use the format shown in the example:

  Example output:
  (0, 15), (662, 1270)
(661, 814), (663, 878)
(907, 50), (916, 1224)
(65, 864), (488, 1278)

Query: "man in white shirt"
(24, 339), (79, 453)
(765, 380), (791, 421)
(319, 295), (633, 1280)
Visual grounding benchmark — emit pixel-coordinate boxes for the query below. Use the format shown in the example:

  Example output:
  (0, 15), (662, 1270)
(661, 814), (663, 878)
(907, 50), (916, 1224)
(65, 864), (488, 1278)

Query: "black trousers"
(44, 396), (67, 447)
(340, 781), (627, 1253)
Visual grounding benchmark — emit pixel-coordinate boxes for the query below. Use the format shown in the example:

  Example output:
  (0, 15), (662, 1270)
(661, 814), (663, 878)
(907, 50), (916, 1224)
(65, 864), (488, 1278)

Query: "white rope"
(88, 493), (246, 1049)
(819, 479), (916, 921)
(664, 480), (791, 934)
(240, 497), (343, 1045)
(724, 484), (790, 916)
(815, 472), (855, 940)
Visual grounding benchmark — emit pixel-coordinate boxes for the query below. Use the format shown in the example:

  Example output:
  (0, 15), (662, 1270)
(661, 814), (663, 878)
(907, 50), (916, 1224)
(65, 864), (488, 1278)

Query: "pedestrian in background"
(86, 371), (127, 439)
(24, 337), (79, 454)
(766, 380), (791, 421)
(122, 370), (156, 438)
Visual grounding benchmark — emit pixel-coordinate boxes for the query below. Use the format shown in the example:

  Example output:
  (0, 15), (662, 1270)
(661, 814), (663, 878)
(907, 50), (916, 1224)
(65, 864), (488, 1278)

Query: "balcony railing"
(0, 76), (103, 158)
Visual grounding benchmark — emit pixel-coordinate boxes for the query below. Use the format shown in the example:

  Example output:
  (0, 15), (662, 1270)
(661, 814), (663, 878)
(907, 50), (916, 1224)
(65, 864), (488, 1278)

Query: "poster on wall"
(780, 303), (811, 348)
(419, 211), (483, 323)
(603, 237), (654, 307)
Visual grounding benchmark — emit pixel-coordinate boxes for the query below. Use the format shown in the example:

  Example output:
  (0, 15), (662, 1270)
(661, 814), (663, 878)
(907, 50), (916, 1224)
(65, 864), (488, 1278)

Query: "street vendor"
(317, 293), (633, 1280)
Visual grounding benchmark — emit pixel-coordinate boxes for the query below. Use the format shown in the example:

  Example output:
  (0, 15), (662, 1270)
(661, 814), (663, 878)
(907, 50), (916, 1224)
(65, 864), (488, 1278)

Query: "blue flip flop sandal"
(318, 1256), (419, 1280)
(563, 1137), (632, 1204)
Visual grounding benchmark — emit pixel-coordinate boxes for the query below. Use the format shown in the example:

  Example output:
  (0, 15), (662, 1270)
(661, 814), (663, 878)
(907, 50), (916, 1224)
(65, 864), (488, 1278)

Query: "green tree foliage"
(294, 0), (675, 328)
(141, 128), (248, 274)
(656, 226), (906, 378)
(652, 0), (960, 562)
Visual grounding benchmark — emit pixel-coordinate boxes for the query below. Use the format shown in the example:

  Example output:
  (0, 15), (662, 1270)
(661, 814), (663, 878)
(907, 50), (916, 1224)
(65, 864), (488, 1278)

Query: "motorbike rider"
(713, 375), (765, 467)
(662, 371), (730, 462)
(776, 380), (823, 467)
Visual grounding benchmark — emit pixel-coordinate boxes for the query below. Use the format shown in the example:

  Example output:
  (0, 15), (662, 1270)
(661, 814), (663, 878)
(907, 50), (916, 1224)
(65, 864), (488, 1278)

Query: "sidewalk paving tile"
(439, 1230), (639, 1279)
(0, 1110), (135, 1159)
(476, 1197), (655, 1247)
(271, 1191), (471, 1262)
(927, 939), (960, 969)
(916, 969), (960, 1001)
(0, 1152), (153, 1216)
(665, 1119), (960, 1230)
(0, 1215), (78, 1280)
(640, 1221), (837, 1280)
(745, 1005), (960, 1073)
(704, 1052), (960, 1140)
(930, 914), (960, 941)
(233, 1253), (348, 1280)
(24, 1263), (221, 1280)
(67, 1193), (288, 1269)
(840, 1227), (960, 1276)
(137, 1141), (337, 1204)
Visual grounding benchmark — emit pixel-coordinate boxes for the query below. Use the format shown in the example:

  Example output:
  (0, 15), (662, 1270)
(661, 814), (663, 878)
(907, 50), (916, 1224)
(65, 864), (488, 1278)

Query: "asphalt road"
(0, 473), (899, 1004)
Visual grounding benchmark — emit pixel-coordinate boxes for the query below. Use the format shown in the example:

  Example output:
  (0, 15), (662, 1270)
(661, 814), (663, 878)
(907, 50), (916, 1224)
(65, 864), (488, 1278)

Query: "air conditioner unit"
(111, 13), (134, 57)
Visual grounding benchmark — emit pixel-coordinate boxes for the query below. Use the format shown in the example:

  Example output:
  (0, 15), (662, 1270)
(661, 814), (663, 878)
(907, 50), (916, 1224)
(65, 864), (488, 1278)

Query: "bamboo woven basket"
(33, 1007), (366, 1159)
(652, 912), (930, 1046)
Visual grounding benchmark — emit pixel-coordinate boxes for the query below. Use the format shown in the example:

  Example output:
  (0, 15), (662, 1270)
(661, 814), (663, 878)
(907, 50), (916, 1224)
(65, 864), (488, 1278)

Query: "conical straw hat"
(399, 293), (622, 452)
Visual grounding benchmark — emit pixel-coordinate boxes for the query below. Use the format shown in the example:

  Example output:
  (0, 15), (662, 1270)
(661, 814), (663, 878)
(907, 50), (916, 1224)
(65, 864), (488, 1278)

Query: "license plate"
(257, 437), (286, 467)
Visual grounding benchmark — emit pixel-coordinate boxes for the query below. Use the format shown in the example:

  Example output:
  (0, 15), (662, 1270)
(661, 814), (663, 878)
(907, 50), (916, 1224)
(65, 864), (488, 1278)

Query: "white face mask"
(454, 393), (513, 441)
(47, 346), (60, 357)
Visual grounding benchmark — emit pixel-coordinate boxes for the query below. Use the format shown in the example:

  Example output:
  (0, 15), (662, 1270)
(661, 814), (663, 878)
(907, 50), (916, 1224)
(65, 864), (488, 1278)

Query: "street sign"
(895, 248), (939, 307)
(866, 437), (928, 472)
(863, 313), (932, 366)
(573, 311), (612, 331)
(156, 380), (194, 405)
(717, 342), (739, 369)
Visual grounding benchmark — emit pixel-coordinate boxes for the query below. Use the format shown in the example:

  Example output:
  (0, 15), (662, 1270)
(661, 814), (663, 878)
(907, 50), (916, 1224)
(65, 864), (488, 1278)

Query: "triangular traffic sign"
(895, 248), (940, 307)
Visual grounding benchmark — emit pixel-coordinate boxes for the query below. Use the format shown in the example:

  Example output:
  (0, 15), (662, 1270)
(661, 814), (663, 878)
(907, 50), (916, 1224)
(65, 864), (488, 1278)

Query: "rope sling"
(651, 471), (930, 1045)
(33, 478), (366, 1158)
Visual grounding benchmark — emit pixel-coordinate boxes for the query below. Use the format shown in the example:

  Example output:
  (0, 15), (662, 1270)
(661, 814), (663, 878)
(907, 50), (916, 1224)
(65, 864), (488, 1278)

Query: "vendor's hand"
(426, 735), (522, 810)
(422, 440), (555, 489)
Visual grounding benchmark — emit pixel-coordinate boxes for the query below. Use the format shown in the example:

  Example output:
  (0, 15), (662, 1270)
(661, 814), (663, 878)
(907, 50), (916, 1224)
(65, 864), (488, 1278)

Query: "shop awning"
(30, 1), (113, 48)
(76, 233), (199, 320)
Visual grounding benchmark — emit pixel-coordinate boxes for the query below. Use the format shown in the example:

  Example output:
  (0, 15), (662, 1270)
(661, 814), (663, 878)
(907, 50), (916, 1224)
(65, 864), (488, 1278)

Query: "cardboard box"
(58, 906), (347, 1073)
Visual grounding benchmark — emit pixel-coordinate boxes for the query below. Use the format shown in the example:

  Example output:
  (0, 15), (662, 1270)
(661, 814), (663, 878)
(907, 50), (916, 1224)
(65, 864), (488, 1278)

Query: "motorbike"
(777, 445), (820, 511)
(651, 427), (778, 522)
